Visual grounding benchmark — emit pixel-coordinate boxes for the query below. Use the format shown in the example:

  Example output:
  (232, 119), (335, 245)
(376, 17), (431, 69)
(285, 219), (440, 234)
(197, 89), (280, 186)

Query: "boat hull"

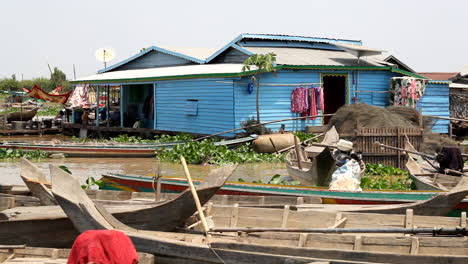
(101, 173), (468, 216)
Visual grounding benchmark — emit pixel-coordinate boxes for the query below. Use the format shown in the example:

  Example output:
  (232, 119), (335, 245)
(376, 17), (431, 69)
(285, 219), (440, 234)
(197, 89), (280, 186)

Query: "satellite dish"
(95, 48), (116, 68)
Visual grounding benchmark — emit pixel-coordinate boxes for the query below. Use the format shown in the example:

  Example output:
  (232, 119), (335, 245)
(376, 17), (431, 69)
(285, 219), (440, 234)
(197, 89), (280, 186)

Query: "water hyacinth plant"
(360, 163), (414, 190)
(157, 140), (285, 165)
(0, 149), (49, 159)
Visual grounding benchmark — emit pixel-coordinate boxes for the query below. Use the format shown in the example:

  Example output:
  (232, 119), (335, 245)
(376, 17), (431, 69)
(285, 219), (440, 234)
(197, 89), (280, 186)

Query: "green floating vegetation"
(239, 174), (301, 185)
(360, 163), (414, 190)
(81, 176), (106, 190)
(0, 149), (49, 159)
(157, 140), (285, 165)
(292, 131), (319, 142)
(72, 133), (194, 144)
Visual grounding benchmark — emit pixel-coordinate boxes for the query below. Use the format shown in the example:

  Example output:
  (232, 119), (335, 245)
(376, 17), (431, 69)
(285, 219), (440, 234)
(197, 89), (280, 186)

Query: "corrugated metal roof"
(158, 46), (218, 61)
(98, 46), (209, 74)
(417, 72), (457, 80)
(74, 64), (250, 83)
(333, 43), (384, 57)
(243, 47), (383, 66)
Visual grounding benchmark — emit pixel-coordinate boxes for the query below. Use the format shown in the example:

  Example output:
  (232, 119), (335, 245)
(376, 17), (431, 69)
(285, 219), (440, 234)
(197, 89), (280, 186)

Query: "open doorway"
(322, 74), (347, 124)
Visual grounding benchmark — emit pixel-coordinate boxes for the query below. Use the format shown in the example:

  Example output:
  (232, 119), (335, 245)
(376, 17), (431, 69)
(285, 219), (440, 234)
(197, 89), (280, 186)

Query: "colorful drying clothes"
(70, 84), (90, 108)
(291, 87), (308, 113)
(24, 84), (71, 104)
(308, 87), (318, 119)
(390, 77), (427, 108)
(291, 87), (324, 119)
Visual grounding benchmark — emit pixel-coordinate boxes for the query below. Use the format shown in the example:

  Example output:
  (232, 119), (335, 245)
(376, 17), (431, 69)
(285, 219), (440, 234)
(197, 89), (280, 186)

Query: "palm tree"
(242, 53), (277, 123)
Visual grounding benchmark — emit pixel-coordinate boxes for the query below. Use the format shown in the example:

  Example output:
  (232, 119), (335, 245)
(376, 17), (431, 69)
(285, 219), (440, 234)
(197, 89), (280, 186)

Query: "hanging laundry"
(70, 84), (90, 108)
(308, 87), (318, 120)
(315, 86), (324, 111)
(390, 77), (427, 108)
(291, 87), (308, 113)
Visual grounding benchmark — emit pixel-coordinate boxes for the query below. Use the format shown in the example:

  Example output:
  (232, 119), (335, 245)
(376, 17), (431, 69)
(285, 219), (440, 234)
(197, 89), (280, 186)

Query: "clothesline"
(355, 90), (390, 94)
(216, 81), (322, 86)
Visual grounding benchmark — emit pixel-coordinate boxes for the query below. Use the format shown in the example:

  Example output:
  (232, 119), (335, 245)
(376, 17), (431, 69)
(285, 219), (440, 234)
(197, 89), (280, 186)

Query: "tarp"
(24, 85), (71, 104)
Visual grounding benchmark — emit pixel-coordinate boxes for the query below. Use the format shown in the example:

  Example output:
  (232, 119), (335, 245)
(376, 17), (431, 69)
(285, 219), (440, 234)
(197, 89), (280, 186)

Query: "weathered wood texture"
(0, 247), (154, 264)
(344, 127), (423, 169)
(50, 165), (371, 264)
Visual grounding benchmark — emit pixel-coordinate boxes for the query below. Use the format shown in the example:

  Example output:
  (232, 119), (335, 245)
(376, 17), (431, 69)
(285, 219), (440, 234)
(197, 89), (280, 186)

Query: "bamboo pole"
(374, 141), (435, 160)
(277, 133), (324, 153)
(375, 141), (467, 175)
(195, 114), (335, 141)
(269, 137), (279, 154)
(423, 115), (468, 122)
(210, 227), (467, 235)
(180, 156), (209, 233)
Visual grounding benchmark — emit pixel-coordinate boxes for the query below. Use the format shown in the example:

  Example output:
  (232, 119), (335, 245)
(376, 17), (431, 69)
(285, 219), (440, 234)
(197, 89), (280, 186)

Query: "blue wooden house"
(71, 33), (450, 136)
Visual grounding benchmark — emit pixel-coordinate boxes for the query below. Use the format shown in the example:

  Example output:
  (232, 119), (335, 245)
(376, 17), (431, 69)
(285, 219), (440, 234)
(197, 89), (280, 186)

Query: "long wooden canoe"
(0, 135), (257, 158)
(101, 172), (468, 216)
(52, 164), (468, 264)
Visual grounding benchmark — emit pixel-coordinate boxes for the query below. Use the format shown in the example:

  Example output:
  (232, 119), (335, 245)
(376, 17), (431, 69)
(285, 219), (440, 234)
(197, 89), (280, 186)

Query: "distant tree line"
(0, 67), (72, 93)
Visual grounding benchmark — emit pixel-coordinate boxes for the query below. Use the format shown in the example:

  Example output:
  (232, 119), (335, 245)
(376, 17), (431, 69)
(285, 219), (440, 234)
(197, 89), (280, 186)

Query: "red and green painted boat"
(0, 136), (257, 158)
(101, 173), (468, 216)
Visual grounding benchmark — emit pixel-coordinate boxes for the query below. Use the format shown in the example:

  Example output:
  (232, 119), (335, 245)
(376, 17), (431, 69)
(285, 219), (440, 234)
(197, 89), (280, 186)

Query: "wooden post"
(155, 177), (162, 202)
(396, 127), (401, 169)
(293, 136), (303, 170)
(180, 156), (209, 233)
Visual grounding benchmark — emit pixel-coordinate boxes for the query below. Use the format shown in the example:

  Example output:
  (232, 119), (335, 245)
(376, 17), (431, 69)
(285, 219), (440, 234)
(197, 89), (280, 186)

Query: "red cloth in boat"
(68, 230), (138, 264)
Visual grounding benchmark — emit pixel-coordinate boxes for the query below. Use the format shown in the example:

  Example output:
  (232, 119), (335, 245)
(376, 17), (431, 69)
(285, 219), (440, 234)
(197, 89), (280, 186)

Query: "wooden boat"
(406, 142), (467, 191)
(20, 158), (55, 206)
(6, 108), (38, 122)
(285, 127), (339, 186)
(101, 172), (468, 216)
(291, 180), (468, 216)
(0, 135), (257, 158)
(0, 163), (236, 247)
(51, 165), (468, 264)
(0, 246), (154, 264)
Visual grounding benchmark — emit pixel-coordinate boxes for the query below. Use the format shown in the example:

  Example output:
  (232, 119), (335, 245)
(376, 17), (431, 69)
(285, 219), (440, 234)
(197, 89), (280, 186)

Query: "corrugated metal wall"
(114, 51), (194, 71)
(233, 70), (402, 133)
(154, 78), (235, 135)
(353, 71), (399, 107)
(418, 82), (450, 133)
(144, 70), (449, 136)
(234, 70), (322, 132)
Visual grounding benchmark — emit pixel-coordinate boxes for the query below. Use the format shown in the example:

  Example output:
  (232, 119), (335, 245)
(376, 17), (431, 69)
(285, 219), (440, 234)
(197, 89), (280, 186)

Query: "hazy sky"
(2, 0), (467, 80)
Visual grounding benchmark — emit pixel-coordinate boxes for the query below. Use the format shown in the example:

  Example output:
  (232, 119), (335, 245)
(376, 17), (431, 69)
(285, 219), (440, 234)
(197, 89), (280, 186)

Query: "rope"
(206, 235), (225, 264)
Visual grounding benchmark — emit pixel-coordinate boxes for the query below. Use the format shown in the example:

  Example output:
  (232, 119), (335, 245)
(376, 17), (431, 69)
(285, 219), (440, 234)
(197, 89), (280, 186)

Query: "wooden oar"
(374, 141), (436, 160)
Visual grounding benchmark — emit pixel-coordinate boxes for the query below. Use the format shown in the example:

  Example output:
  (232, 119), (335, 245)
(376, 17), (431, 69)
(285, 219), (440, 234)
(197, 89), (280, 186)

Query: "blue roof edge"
(240, 33), (362, 45)
(98, 46), (205, 74)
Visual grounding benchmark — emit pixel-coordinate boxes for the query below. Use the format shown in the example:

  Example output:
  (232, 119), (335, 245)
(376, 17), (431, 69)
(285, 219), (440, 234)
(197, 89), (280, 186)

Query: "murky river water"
(0, 135), (287, 186)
